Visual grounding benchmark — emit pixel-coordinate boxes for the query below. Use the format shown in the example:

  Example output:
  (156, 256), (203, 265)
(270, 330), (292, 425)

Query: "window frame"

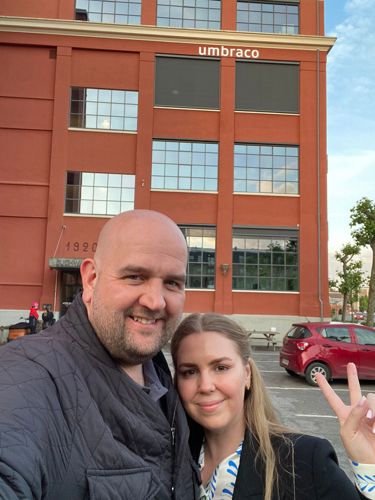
(157, 0), (221, 30)
(69, 87), (138, 132)
(151, 139), (219, 192)
(232, 227), (299, 292)
(179, 225), (217, 290)
(65, 171), (135, 216)
(75, 0), (142, 24)
(234, 142), (299, 195)
(236, 1), (299, 34)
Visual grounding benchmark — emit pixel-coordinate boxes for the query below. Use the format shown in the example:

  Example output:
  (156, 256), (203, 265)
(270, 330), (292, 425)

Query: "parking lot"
(252, 346), (375, 478)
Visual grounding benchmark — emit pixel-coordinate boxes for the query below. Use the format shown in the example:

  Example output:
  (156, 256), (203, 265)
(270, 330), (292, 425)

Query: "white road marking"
(268, 386), (349, 392)
(295, 414), (337, 419)
(255, 360), (280, 363)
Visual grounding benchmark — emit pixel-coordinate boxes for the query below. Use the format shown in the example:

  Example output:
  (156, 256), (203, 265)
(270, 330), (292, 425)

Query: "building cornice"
(0, 16), (336, 52)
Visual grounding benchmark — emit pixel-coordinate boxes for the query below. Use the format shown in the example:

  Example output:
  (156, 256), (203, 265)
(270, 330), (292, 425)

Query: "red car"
(279, 322), (375, 386)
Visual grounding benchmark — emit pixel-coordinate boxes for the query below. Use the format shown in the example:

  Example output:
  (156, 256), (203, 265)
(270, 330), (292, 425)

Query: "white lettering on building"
(198, 46), (260, 59)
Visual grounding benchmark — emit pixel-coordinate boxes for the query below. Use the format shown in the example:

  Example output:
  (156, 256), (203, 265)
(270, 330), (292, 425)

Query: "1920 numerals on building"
(65, 241), (97, 252)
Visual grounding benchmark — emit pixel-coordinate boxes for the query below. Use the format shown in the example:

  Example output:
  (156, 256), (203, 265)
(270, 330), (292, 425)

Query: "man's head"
(81, 210), (187, 367)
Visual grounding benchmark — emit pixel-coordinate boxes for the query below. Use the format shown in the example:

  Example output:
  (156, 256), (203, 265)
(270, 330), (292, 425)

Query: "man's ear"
(80, 258), (97, 306)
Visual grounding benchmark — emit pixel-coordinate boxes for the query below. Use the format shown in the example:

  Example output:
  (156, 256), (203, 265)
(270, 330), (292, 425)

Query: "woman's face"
(176, 331), (251, 436)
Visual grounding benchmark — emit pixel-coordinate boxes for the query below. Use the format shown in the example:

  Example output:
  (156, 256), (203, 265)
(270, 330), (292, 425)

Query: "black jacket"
(190, 426), (365, 499)
(0, 295), (199, 499)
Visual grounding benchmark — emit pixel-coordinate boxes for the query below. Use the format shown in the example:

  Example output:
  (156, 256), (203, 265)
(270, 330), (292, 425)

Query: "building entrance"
(60, 270), (82, 316)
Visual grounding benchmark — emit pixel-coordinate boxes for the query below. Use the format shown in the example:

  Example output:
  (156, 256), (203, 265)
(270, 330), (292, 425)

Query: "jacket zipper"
(170, 399), (178, 499)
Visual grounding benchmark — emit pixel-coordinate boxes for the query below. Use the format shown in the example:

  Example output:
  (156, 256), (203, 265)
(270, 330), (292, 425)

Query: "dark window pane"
(155, 57), (220, 109)
(236, 61), (299, 113)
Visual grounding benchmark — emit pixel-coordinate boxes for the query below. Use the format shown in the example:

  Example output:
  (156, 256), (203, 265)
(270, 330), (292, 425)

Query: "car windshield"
(287, 326), (311, 339)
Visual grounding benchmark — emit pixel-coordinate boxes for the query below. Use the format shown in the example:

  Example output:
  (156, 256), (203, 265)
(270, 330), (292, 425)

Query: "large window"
(234, 144), (299, 194)
(75, 0), (141, 24)
(70, 88), (138, 132)
(232, 228), (298, 291)
(151, 140), (218, 191)
(65, 171), (135, 215)
(155, 56), (220, 109)
(180, 226), (216, 289)
(157, 0), (221, 29)
(237, 1), (299, 34)
(236, 61), (299, 113)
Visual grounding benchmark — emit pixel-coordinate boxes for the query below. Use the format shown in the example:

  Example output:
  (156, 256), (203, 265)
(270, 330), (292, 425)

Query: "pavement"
(163, 344), (375, 480)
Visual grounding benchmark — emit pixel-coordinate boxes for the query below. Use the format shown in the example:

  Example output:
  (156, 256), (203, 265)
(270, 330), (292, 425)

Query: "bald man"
(0, 210), (199, 500)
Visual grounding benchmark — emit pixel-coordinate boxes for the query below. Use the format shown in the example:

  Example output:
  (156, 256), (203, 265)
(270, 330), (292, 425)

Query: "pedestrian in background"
(28, 301), (39, 334)
(42, 305), (55, 329)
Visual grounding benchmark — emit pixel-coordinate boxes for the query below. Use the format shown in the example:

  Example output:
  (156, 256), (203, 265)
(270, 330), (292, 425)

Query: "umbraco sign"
(198, 45), (260, 59)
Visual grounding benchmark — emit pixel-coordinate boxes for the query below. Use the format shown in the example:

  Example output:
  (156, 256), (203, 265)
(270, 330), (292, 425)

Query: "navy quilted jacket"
(0, 295), (199, 499)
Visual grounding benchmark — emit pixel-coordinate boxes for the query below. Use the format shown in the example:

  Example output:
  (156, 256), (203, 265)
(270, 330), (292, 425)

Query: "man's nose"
(138, 280), (167, 311)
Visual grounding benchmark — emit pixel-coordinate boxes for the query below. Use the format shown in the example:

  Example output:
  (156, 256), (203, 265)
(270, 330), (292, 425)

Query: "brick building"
(0, 0), (334, 331)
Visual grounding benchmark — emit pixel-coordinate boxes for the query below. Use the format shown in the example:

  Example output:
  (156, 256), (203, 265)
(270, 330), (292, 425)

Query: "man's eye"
(166, 280), (183, 289)
(126, 275), (143, 281)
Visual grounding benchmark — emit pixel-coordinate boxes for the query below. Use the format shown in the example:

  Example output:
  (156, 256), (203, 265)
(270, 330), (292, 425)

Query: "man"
(0, 210), (199, 499)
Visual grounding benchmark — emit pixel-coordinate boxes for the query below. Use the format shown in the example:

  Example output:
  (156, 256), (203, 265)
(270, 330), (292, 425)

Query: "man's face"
(83, 219), (187, 366)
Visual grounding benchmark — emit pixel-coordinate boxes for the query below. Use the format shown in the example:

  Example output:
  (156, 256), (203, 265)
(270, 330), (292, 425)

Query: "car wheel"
(305, 362), (331, 386)
(285, 368), (297, 377)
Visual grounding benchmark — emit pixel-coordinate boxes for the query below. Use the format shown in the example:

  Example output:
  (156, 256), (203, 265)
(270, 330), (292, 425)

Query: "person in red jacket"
(28, 301), (39, 334)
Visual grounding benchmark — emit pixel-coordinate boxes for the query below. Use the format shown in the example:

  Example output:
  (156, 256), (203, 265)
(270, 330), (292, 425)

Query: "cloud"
(327, 150), (375, 251)
(326, 1), (375, 255)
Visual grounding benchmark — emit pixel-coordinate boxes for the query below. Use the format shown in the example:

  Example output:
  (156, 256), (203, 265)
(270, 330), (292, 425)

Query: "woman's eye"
(179, 369), (197, 378)
(216, 365), (229, 372)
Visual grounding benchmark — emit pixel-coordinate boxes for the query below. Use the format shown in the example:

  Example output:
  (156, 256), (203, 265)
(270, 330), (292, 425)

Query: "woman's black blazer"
(189, 424), (366, 500)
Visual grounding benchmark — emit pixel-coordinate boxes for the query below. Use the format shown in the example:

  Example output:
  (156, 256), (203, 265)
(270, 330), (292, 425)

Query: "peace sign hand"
(316, 362), (375, 463)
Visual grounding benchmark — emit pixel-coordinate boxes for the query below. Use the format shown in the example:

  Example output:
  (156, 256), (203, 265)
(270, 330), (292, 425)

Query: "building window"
(180, 226), (216, 289)
(237, 1), (299, 34)
(155, 56), (220, 109)
(75, 0), (141, 24)
(157, 0), (221, 29)
(236, 61), (299, 113)
(65, 171), (135, 215)
(232, 228), (298, 291)
(234, 144), (299, 194)
(151, 140), (218, 191)
(70, 87), (138, 132)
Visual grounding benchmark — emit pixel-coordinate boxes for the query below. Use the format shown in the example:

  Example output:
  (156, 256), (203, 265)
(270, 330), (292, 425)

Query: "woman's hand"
(316, 362), (375, 463)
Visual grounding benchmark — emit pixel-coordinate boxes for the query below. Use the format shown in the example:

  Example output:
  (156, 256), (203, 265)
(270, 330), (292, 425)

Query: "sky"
(324, 0), (375, 277)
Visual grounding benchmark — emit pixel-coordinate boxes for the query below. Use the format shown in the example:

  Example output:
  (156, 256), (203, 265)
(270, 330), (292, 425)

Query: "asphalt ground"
(163, 344), (375, 480)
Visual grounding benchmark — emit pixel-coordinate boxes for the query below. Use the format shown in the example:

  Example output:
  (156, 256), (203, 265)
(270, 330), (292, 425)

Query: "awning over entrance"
(49, 258), (83, 270)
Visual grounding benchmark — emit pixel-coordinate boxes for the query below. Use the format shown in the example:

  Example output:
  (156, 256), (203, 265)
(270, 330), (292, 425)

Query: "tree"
(331, 244), (364, 322)
(350, 197), (375, 327)
(359, 294), (368, 313)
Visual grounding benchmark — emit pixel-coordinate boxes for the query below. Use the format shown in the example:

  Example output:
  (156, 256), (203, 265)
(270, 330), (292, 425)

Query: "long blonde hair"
(171, 313), (293, 500)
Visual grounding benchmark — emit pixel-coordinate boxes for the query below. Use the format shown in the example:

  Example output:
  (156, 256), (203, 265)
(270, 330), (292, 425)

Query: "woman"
(171, 313), (375, 500)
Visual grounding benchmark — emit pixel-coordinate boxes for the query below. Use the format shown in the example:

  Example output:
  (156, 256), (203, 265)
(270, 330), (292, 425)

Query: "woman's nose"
(198, 372), (215, 393)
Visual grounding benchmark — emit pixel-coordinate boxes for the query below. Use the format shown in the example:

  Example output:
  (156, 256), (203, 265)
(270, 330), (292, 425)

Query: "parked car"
(279, 322), (375, 386)
(353, 311), (365, 321)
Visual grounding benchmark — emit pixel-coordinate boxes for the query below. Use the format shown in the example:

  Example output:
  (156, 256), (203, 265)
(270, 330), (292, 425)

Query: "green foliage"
(350, 197), (375, 248)
(350, 197), (375, 326)
(334, 243), (364, 322)
(359, 295), (368, 312)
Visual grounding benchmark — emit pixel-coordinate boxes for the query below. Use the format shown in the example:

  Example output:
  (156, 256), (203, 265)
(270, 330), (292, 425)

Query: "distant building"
(0, 1), (334, 331)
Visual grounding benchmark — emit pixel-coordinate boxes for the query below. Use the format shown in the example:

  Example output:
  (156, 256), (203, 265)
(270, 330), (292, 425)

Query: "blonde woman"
(171, 313), (375, 500)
